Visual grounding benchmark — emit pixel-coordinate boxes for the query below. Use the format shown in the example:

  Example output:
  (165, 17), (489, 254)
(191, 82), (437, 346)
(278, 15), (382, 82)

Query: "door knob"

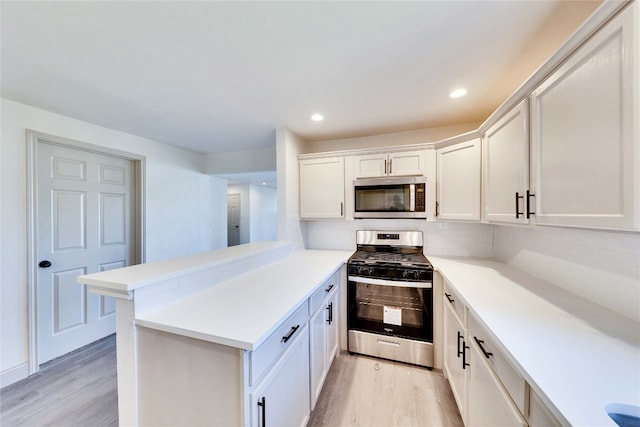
(39, 260), (52, 268)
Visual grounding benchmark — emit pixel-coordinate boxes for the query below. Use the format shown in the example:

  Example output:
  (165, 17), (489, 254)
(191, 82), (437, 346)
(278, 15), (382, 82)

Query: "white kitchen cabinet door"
(309, 302), (328, 409)
(443, 297), (468, 423)
(250, 326), (310, 427)
(528, 388), (563, 427)
(354, 150), (425, 178)
(309, 288), (339, 410)
(436, 139), (481, 221)
(354, 153), (388, 178)
(299, 157), (345, 219)
(468, 339), (527, 427)
(326, 291), (339, 363)
(530, 2), (640, 231)
(484, 99), (530, 224)
(388, 150), (425, 176)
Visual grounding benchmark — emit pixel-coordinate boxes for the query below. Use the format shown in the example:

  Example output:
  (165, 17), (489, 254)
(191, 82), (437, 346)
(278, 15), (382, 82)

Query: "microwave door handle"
(410, 184), (415, 212)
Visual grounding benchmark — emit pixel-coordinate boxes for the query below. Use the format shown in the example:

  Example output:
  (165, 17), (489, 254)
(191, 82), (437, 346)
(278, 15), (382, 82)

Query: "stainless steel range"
(347, 230), (433, 368)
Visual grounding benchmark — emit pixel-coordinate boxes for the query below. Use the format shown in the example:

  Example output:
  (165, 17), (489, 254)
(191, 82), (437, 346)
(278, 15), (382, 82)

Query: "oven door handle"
(348, 275), (432, 289)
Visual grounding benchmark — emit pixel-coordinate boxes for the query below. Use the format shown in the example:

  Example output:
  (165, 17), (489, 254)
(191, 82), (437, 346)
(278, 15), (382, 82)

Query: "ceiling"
(1, 1), (599, 154)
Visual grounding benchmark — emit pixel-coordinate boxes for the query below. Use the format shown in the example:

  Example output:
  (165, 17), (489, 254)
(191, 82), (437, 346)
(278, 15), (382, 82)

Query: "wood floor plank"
(0, 335), (118, 427)
(308, 352), (464, 427)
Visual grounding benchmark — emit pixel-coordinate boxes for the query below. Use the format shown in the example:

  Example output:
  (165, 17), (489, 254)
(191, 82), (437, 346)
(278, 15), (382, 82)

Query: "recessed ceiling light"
(311, 113), (324, 122)
(449, 88), (468, 99)
(261, 182), (267, 186)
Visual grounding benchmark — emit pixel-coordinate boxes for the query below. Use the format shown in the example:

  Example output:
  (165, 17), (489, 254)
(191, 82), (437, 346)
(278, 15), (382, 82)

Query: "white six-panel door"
(36, 141), (134, 363)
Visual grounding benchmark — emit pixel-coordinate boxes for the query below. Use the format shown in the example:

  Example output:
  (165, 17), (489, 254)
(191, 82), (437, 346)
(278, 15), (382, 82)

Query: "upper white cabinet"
(436, 139), (481, 221)
(299, 157), (345, 219)
(354, 150), (425, 178)
(483, 99), (531, 224)
(530, 2), (640, 231)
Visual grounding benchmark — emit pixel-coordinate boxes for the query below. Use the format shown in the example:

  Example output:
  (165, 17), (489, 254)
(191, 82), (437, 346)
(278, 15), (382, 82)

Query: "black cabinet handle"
(281, 325), (300, 343)
(462, 342), (470, 369)
(257, 396), (266, 427)
(384, 159), (388, 175)
(526, 190), (535, 219)
(457, 331), (463, 357)
(389, 159), (392, 174)
(445, 293), (454, 304)
(515, 192), (524, 218)
(326, 302), (333, 324)
(39, 260), (52, 268)
(435, 201), (440, 217)
(473, 336), (493, 359)
(325, 284), (334, 293)
(340, 202), (343, 216)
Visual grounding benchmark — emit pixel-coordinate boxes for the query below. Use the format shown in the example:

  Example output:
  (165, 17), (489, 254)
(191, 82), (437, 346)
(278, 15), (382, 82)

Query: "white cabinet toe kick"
(348, 330), (434, 368)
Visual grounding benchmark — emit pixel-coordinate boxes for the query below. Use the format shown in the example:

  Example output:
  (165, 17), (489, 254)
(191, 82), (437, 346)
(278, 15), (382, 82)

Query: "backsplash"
(493, 225), (640, 322)
(306, 219), (640, 322)
(305, 220), (493, 257)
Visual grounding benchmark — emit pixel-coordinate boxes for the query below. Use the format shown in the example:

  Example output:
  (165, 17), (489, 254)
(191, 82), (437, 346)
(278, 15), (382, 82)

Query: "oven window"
(348, 281), (433, 342)
(355, 184), (410, 212)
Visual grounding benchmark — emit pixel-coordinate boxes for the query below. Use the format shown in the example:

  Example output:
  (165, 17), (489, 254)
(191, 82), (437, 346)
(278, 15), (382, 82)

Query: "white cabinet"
(309, 280), (339, 409)
(483, 99), (530, 224)
(250, 326), (310, 427)
(468, 339), (527, 427)
(299, 157), (345, 219)
(528, 389), (563, 427)
(354, 150), (425, 178)
(436, 139), (481, 220)
(443, 285), (468, 423)
(530, 2), (640, 231)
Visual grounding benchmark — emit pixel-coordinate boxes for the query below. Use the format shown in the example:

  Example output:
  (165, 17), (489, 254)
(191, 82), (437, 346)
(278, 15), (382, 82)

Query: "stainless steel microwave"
(354, 176), (427, 219)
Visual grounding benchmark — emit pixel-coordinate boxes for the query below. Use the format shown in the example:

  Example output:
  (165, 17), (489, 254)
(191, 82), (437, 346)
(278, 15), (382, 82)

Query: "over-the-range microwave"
(353, 176), (427, 219)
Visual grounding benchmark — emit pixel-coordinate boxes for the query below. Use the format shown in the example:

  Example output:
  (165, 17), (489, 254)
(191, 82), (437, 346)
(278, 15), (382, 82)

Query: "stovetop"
(348, 250), (431, 268)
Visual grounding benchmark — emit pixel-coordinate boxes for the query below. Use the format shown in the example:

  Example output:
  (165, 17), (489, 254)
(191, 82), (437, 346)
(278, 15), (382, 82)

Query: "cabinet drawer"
(309, 276), (337, 314)
(443, 281), (466, 325)
(468, 313), (526, 415)
(250, 301), (309, 386)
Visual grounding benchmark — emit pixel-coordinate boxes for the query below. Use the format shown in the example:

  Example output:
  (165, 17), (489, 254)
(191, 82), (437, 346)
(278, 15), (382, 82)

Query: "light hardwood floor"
(1, 336), (462, 427)
(308, 353), (463, 427)
(0, 335), (118, 427)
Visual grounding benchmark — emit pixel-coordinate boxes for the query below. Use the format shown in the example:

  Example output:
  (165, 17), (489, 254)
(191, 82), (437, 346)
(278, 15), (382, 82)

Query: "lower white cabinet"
(468, 337), (526, 427)
(443, 288), (468, 423)
(250, 326), (311, 427)
(309, 286), (339, 409)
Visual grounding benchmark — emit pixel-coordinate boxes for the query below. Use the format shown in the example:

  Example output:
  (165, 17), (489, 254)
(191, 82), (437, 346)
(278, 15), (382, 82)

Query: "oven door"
(347, 276), (433, 342)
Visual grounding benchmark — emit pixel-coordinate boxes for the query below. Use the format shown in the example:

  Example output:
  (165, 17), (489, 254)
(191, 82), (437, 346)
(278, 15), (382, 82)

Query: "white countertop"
(136, 249), (351, 351)
(429, 256), (640, 427)
(78, 241), (291, 292)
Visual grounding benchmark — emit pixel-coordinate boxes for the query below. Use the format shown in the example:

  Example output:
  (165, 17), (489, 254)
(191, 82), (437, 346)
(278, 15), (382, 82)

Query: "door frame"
(26, 130), (146, 375)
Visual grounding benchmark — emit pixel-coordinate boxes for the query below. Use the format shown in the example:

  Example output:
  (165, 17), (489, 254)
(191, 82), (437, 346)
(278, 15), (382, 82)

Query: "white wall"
(0, 98), (228, 386)
(305, 220), (494, 257)
(276, 128), (307, 249)
(493, 225), (640, 323)
(228, 184), (278, 245)
(249, 185), (277, 242)
(303, 123), (480, 154)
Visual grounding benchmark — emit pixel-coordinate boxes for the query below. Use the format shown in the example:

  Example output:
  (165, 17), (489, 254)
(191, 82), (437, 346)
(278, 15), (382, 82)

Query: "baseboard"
(1, 362), (30, 389)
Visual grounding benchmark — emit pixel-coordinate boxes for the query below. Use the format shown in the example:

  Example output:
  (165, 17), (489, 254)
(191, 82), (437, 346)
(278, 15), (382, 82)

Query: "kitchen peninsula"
(77, 242), (351, 426)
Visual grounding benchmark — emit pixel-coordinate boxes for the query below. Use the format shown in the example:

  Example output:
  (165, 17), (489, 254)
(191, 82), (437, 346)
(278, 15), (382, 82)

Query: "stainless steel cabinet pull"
(326, 302), (333, 324)
(281, 324), (300, 343)
(515, 192), (524, 218)
(257, 397), (266, 427)
(473, 336), (493, 359)
(526, 190), (536, 219)
(462, 342), (470, 369)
